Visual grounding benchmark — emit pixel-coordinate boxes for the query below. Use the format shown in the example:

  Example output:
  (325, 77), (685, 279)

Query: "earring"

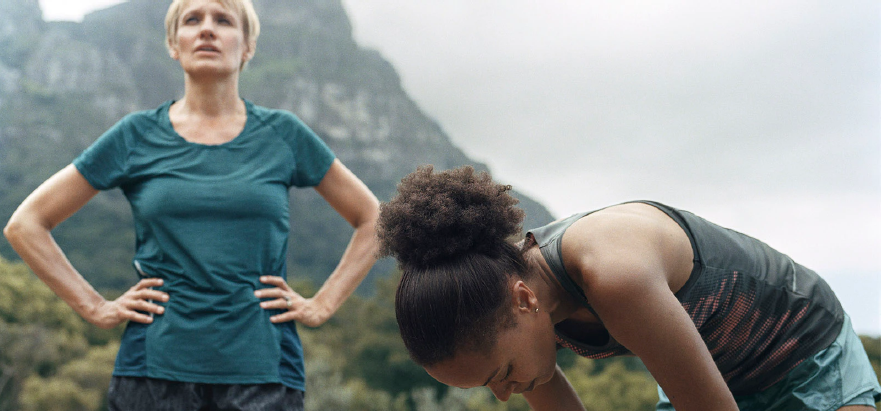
(534, 308), (539, 313)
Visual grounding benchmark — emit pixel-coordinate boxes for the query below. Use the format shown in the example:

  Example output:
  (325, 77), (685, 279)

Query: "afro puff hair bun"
(377, 165), (525, 269)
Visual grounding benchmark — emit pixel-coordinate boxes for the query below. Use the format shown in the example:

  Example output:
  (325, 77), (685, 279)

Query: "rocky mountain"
(0, 0), (554, 292)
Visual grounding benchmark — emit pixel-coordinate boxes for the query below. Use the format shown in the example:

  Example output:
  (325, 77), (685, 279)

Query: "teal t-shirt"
(73, 100), (336, 390)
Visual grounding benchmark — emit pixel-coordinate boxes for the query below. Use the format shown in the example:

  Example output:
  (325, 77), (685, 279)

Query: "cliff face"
(0, 0), (554, 291)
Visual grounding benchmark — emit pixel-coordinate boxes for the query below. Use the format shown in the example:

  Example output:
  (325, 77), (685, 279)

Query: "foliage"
(18, 343), (117, 411)
(566, 359), (658, 411)
(860, 335), (881, 408)
(2, 256), (879, 410)
(299, 273), (446, 409)
(302, 332), (409, 411)
(0, 257), (93, 411)
(862, 335), (880, 380)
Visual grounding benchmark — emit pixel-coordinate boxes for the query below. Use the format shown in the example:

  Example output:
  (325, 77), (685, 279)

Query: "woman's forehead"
(425, 350), (500, 389)
(179, 0), (237, 15)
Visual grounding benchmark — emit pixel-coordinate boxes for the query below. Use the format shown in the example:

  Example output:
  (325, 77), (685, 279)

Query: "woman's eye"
(501, 365), (512, 382)
(184, 16), (199, 24)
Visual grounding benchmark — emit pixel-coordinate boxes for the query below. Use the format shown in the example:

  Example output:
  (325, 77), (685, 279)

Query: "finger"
(269, 310), (298, 324)
(254, 288), (285, 300)
(272, 310), (321, 327)
(260, 297), (292, 311)
(135, 278), (164, 289)
(138, 289), (169, 302)
(122, 309), (155, 324)
(128, 299), (166, 315)
(259, 276), (289, 289)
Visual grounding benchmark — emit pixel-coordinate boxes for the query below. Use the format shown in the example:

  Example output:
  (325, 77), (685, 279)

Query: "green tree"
(307, 273), (442, 401)
(19, 343), (118, 411)
(18, 379), (96, 411)
(302, 330), (409, 411)
(565, 358), (658, 411)
(0, 257), (94, 411)
(0, 256), (123, 411)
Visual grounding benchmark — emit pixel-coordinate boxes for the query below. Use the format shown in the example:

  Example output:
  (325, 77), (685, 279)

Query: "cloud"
(38, 0), (125, 21)
(344, 1), (878, 183)
(343, 1), (880, 273)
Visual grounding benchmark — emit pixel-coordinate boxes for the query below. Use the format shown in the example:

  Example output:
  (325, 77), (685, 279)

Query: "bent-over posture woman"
(4, 0), (380, 409)
(376, 166), (881, 411)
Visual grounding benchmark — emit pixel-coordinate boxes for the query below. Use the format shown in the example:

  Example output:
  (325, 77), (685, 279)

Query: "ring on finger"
(283, 295), (293, 308)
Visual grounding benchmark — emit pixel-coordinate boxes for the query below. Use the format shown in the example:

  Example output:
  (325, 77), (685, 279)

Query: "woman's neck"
(178, 73), (243, 117)
(524, 246), (581, 324)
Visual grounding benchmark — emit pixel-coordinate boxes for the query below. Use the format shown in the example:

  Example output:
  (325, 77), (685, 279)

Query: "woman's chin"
(181, 62), (239, 79)
(536, 365), (556, 387)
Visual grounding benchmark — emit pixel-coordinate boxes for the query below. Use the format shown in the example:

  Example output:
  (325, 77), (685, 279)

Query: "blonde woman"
(3, 0), (380, 409)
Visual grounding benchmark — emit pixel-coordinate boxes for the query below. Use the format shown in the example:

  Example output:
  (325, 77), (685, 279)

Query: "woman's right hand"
(87, 278), (169, 329)
(4, 166), (172, 330)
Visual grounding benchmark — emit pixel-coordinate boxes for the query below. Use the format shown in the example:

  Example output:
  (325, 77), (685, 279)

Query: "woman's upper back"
(529, 201), (845, 395)
(561, 202), (696, 296)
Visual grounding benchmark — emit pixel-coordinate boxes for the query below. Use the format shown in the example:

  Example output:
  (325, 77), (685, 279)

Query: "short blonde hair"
(165, 0), (261, 69)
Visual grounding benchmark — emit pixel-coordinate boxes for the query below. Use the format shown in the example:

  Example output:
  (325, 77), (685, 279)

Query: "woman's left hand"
(254, 276), (330, 327)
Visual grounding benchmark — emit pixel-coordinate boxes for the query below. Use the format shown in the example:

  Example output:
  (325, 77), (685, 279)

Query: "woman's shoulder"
(243, 101), (333, 163)
(99, 101), (173, 141)
(561, 202), (693, 291)
(126, 100), (174, 123)
(245, 100), (307, 129)
(566, 203), (674, 240)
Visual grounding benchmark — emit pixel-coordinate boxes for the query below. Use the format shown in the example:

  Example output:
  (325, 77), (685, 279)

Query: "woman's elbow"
(357, 203), (380, 231)
(4, 215), (25, 246)
(4, 209), (45, 245)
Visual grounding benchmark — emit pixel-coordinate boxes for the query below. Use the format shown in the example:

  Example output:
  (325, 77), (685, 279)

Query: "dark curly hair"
(378, 165), (528, 366)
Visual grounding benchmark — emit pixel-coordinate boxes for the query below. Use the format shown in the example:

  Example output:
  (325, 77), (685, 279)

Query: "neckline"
(555, 323), (623, 351)
(163, 99), (252, 147)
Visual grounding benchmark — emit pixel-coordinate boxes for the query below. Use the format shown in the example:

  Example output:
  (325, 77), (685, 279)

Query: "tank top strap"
(527, 211), (600, 317)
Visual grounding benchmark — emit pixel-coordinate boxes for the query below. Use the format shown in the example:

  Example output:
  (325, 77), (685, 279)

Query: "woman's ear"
(168, 41), (180, 61)
(242, 41), (256, 64)
(511, 280), (538, 314)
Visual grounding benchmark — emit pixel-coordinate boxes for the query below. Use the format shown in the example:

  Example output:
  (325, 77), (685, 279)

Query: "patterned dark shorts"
(107, 376), (305, 411)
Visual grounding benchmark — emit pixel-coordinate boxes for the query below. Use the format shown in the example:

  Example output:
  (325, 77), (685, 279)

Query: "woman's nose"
(489, 382), (515, 402)
(198, 20), (216, 38)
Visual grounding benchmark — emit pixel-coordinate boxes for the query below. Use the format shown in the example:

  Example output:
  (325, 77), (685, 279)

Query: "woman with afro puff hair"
(377, 165), (880, 411)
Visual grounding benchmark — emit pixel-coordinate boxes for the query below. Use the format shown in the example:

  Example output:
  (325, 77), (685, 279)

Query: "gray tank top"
(527, 200), (844, 395)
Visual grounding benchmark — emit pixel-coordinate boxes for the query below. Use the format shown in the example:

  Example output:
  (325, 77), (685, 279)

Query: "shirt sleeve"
(285, 113), (336, 187)
(72, 115), (134, 190)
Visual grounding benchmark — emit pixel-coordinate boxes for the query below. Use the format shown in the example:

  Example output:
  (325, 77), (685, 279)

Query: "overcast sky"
(39, 1), (880, 334)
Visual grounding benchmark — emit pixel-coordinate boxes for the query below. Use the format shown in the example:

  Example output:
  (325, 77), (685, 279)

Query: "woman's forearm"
(3, 165), (106, 321)
(310, 217), (379, 317)
(4, 218), (106, 318)
(308, 159), (381, 321)
(523, 364), (587, 411)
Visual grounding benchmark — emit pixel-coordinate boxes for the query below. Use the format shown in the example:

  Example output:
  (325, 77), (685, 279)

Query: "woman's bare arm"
(256, 159), (379, 326)
(522, 364), (587, 411)
(565, 210), (738, 411)
(4, 165), (167, 328)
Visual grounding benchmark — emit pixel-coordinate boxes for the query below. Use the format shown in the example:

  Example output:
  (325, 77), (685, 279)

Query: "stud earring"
(534, 308), (539, 313)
